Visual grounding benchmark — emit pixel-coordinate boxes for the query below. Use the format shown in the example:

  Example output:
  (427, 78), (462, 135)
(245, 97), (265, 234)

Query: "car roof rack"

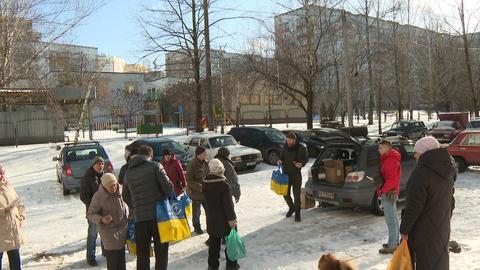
(64, 141), (100, 147)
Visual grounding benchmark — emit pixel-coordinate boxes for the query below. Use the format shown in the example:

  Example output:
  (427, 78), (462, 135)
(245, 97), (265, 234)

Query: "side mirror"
(52, 157), (59, 161)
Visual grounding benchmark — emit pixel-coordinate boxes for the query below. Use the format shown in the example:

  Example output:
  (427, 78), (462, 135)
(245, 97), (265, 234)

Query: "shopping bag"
(156, 198), (192, 243)
(125, 219), (153, 257)
(179, 192), (192, 218)
(386, 241), (413, 270)
(225, 229), (246, 261)
(270, 165), (289, 196)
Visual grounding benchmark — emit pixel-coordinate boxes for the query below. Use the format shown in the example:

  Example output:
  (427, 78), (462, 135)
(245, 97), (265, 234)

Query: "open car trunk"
(312, 144), (360, 186)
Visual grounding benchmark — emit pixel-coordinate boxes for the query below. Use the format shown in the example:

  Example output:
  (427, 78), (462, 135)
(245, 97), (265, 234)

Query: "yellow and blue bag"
(179, 192), (192, 218)
(156, 198), (191, 243)
(125, 219), (153, 257)
(270, 165), (289, 196)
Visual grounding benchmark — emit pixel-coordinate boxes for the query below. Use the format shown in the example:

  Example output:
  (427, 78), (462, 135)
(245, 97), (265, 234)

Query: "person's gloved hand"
(234, 196), (240, 204)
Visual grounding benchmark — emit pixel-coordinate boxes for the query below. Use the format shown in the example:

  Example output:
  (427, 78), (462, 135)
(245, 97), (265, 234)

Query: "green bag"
(225, 229), (246, 261)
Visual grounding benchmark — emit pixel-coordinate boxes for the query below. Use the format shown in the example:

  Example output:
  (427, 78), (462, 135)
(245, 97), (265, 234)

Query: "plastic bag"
(156, 198), (191, 243)
(270, 166), (289, 196)
(386, 241), (413, 270)
(225, 229), (246, 261)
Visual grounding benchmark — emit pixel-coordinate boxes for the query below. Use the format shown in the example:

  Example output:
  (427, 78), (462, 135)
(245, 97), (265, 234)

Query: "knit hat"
(91, 156), (104, 167)
(101, 173), (117, 188)
(414, 136), (440, 155)
(286, 132), (297, 140)
(196, 146), (207, 156)
(208, 159), (225, 176)
(217, 147), (230, 158)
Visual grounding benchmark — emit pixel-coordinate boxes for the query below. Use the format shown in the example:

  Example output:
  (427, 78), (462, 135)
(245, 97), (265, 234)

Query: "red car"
(448, 130), (480, 172)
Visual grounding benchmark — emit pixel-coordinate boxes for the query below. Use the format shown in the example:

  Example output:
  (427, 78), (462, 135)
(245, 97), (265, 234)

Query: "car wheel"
(246, 165), (256, 170)
(454, 157), (467, 173)
(268, 150), (281, 165)
(372, 194), (384, 216)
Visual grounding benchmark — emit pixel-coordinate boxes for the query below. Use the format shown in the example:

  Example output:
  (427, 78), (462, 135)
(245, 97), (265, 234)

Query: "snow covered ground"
(1, 111), (478, 269)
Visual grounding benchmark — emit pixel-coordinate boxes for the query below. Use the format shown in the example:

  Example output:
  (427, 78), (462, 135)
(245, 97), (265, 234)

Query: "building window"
(240, 94), (261, 105)
(250, 94), (260, 105)
(265, 94), (282, 105)
(240, 95), (250, 105)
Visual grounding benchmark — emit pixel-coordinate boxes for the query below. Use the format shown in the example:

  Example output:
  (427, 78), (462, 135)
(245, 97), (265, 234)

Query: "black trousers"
(208, 235), (238, 270)
(192, 200), (205, 229)
(104, 248), (126, 270)
(135, 220), (169, 270)
(283, 173), (302, 211)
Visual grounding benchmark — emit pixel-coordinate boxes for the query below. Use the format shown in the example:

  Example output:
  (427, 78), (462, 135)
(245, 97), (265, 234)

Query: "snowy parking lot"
(1, 131), (480, 269)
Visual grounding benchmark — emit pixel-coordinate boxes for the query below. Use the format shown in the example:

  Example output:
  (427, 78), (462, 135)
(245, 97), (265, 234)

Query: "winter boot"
(194, 227), (204, 235)
(286, 208), (295, 218)
(294, 210), (301, 222)
(379, 245), (398, 254)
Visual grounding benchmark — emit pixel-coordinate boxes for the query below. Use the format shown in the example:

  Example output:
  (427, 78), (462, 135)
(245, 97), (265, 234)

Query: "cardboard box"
(324, 160), (345, 185)
(301, 188), (316, 209)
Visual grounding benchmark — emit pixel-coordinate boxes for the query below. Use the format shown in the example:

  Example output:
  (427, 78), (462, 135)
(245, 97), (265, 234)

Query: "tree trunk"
(393, 30), (403, 120)
(365, 0), (374, 125)
(306, 82), (314, 129)
(203, 0), (215, 130)
(342, 10), (354, 127)
(375, 0), (383, 134)
(192, 0), (203, 132)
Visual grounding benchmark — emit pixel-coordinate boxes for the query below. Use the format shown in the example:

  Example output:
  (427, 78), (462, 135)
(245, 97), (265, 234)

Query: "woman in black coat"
(400, 137), (456, 270)
(203, 159), (239, 270)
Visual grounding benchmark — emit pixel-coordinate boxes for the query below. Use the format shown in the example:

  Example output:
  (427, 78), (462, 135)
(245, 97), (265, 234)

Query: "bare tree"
(111, 87), (145, 132)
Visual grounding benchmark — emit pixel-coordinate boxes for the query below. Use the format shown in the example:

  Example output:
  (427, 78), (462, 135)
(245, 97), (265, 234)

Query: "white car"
(183, 134), (263, 170)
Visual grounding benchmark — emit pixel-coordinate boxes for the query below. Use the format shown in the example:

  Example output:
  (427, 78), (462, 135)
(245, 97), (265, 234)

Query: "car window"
(189, 137), (200, 146)
(462, 134), (480, 146)
(66, 148), (106, 162)
(468, 121), (480, 128)
(401, 144), (416, 160)
(209, 136), (237, 148)
(151, 141), (185, 155)
(437, 121), (455, 129)
(366, 148), (380, 167)
(200, 138), (210, 148)
(264, 129), (286, 141)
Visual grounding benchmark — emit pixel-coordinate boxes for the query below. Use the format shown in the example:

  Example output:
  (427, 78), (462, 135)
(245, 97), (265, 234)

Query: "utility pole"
(203, 0), (214, 131)
(342, 10), (354, 127)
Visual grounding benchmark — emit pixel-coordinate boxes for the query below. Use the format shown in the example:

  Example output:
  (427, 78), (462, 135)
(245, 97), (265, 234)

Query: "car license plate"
(247, 162), (256, 166)
(318, 191), (335, 200)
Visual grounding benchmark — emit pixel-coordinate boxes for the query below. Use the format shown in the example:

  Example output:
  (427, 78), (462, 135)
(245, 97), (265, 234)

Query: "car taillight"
(345, 171), (365, 183)
(107, 161), (114, 173)
(65, 164), (73, 177)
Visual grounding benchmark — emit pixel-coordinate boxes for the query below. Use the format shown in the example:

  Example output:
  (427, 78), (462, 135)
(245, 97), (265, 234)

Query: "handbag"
(156, 198), (191, 243)
(270, 165), (289, 196)
(386, 241), (413, 270)
(179, 192), (192, 218)
(225, 229), (246, 261)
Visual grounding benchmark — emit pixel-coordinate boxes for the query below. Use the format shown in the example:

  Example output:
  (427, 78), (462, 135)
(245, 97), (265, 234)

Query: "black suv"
(228, 127), (286, 164)
(130, 138), (193, 169)
(305, 135), (416, 215)
(382, 120), (427, 140)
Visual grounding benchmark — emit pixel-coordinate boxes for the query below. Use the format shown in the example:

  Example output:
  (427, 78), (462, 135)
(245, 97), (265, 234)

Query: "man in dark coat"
(278, 132), (308, 222)
(118, 144), (137, 185)
(186, 146), (209, 234)
(123, 145), (174, 270)
(80, 156), (104, 266)
(400, 137), (456, 270)
(215, 147), (241, 203)
(203, 159), (239, 270)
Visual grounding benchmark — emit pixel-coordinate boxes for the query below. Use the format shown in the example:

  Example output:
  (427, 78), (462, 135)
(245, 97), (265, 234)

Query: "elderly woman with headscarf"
(400, 137), (456, 270)
(0, 165), (25, 270)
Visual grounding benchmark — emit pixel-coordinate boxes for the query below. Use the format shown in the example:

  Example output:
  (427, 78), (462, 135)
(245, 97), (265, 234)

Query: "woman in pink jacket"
(0, 165), (25, 270)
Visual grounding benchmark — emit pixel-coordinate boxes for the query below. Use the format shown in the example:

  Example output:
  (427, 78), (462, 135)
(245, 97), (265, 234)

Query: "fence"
(64, 112), (188, 142)
(0, 111), (64, 146)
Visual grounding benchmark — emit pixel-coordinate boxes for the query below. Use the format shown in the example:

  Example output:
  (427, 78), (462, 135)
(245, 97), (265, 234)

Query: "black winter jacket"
(123, 155), (173, 222)
(280, 142), (308, 175)
(80, 167), (103, 212)
(400, 147), (455, 270)
(203, 174), (237, 237)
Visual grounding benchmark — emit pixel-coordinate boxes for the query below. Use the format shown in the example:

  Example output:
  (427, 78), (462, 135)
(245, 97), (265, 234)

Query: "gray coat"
(123, 155), (173, 222)
(87, 185), (129, 250)
(215, 155), (241, 201)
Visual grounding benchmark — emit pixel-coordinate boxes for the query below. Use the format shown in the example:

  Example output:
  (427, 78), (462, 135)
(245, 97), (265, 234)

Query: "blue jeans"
(382, 194), (399, 248)
(86, 220), (99, 261)
(0, 248), (21, 270)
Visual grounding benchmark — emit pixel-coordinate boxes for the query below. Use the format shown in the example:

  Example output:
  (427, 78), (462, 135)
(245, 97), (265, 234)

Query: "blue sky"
(68, 0), (281, 65)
